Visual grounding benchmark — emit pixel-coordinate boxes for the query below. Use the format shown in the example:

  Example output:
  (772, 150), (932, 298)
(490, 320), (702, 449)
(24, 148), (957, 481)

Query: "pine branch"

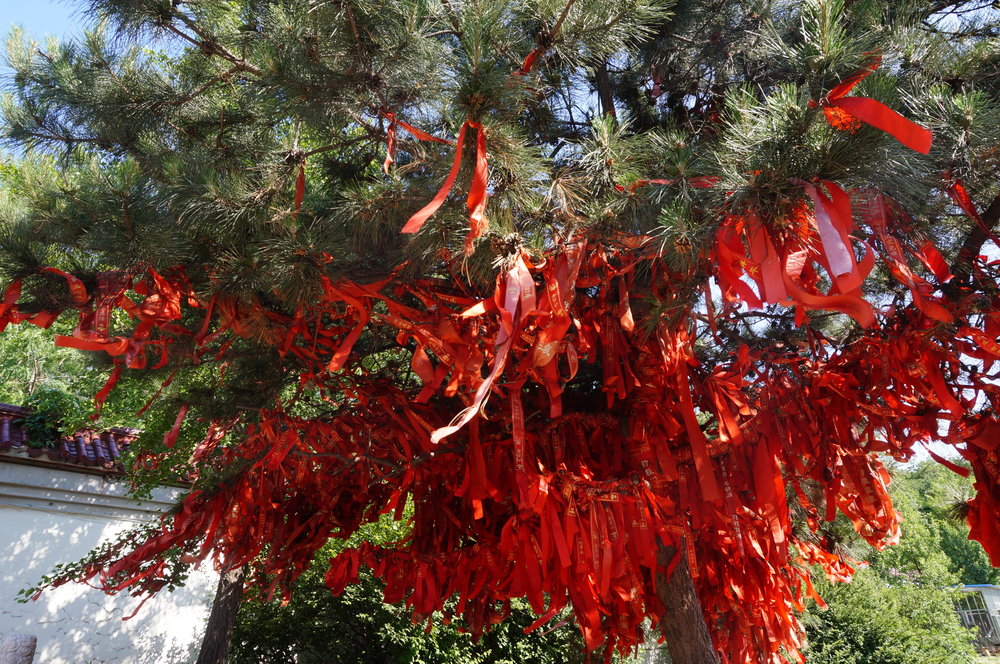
(549, 0), (579, 43)
(165, 13), (263, 77)
(594, 61), (616, 118)
(302, 134), (375, 159)
(437, 0), (464, 38)
(165, 67), (242, 107)
(920, 20), (999, 38)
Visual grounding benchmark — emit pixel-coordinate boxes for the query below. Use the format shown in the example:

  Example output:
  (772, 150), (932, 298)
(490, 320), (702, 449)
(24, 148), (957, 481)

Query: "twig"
(438, 0), (464, 37)
(302, 133), (374, 158)
(602, 10), (630, 32)
(550, 0), (578, 42)
(663, 32), (698, 46)
(166, 13), (263, 76)
(166, 67), (241, 107)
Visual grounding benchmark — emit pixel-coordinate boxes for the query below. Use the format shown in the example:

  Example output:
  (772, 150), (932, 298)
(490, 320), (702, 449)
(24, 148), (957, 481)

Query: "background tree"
(2, 2), (999, 664)
(802, 572), (977, 664)
(801, 459), (987, 664)
(871, 460), (1000, 587)
(0, 156), (168, 427)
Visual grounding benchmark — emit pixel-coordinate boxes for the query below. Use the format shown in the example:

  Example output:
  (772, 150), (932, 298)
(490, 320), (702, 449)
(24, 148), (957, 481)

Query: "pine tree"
(3, 1), (999, 663)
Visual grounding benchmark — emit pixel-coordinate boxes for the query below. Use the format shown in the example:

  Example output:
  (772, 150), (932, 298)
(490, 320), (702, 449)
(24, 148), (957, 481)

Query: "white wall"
(0, 458), (218, 664)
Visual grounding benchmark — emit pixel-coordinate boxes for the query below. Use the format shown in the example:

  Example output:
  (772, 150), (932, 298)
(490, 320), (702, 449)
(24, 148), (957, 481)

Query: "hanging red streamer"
(381, 111), (455, 174)
(400, 120), (490, 254)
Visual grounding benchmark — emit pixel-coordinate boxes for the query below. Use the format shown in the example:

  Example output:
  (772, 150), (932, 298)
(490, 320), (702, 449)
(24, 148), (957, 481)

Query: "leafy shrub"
(231, 552), (588, 664)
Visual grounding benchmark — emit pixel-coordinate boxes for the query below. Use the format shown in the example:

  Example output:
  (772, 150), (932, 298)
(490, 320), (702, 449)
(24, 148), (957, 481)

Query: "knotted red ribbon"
(294, 163), (305, 213)
(713, 184), (877, 328)
(40, 266), (88, 307)
(516, 48), (545, 76)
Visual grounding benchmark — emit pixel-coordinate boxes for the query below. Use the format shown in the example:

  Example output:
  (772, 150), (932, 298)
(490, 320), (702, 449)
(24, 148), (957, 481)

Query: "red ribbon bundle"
(714, 182), (878, 328)
(9, 231), (1000, 663)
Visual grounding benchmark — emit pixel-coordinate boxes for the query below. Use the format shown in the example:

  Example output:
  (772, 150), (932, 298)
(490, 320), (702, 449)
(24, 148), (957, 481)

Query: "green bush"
(803, 571), (976, 664)
(231, 552), (588, 664)
(802, 460), (986, 664)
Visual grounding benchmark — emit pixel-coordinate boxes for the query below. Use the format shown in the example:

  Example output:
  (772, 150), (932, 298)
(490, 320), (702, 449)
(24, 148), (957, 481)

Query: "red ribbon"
(803, 182), (859, 290)
(814, 54), (932, 154)
(863, 193), (953, 322)
(401, 122), (469, 234)
(381, 111), (455, 174)
(949, 179), (1000, 252)
(0, 280), (22, 332)
(516, 48), (545, 76)
(40, 267), (88, 306)
(92, 360), (124, 419)
(163, 404), (190, 448)
(464, 122), (489, 255)
(400, 120), (490, 255)
(782, 249), (875, 328)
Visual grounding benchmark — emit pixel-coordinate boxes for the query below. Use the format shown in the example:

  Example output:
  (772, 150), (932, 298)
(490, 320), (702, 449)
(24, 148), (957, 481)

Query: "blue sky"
(2, 0), (85, 42)
(1, 1), (94, 80)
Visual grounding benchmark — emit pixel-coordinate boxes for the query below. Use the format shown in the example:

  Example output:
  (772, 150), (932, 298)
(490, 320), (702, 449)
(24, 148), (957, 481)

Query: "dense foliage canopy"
(2, 1), (999, 662)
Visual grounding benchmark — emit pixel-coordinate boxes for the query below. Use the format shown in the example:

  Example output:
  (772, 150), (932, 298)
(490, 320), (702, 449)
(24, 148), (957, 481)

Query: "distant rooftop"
(0, 401), (139, 474)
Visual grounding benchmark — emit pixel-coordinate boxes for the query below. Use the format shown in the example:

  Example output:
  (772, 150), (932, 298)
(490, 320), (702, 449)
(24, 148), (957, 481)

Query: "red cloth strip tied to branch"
(400, 120), (490, 255)
(381, 110), (455, 174)
(948, 179), (1000, 253)
(713, 183), (876, 327)
(515, 47), (545, 76)
(429, 251), (534, 444)
(811, 53), (931, 154)
(861, 192), (953, 322)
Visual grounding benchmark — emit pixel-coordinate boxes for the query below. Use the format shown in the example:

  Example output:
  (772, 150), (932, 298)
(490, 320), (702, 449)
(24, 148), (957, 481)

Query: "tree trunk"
(655, 544), (720, 664)
(594, 61), (617, 119)
(951, 193), (1000, 285)
(196, 566), (246, 664)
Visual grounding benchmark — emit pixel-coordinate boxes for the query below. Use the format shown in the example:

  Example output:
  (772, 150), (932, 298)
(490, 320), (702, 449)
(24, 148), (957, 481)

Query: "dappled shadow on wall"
(0, 507), (217, 663)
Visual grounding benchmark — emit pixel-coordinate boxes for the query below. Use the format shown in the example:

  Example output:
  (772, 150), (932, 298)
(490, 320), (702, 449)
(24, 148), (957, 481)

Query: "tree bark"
(594, 61), (617, 119)
(655, 544), (721, 664)
(195, 566), (247, 664)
